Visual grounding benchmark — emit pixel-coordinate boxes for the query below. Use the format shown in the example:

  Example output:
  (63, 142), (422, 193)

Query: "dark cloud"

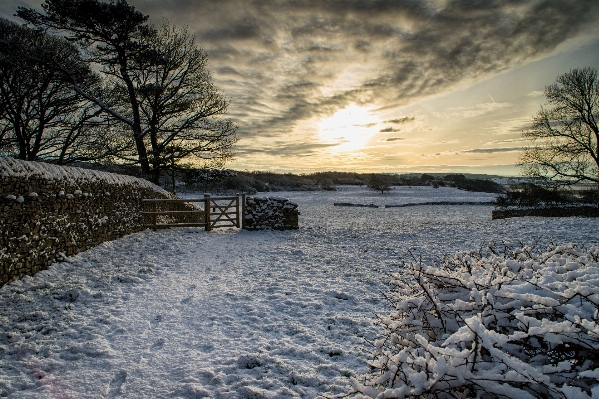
(216, 66), (242, 76)
(236, 141), (339, 157)
(385, 137), (404, 142)
(490, 138), (528, 144)
(354, 40), (371, 52)
(385, 117), (415, 124)
(202, 19), (261, 41)
(463, 147), (528, 154)
(380, 127), (401, 132)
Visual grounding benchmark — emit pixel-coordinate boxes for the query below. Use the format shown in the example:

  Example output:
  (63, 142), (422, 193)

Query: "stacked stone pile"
(244, 197), (299, 230)
(0, 158), (196, 287)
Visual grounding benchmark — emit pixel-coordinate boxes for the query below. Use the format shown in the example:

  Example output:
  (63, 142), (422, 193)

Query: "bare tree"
(519, 67), (599, 208)
(116, 23), (237, 181)
(367, 174), (392, 194)
(0, 18), (102, 163)
(18, 0), (237, 182)
(18, 0), (157, 175)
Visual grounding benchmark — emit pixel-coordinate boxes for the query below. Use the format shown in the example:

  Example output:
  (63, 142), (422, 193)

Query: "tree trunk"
(133, 132), (150, 176)
(118, 51), (151, 177)
(16, 126), (30, 160)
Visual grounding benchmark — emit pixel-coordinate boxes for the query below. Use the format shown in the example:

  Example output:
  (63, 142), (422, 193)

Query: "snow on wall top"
(0, 157), (168, 194)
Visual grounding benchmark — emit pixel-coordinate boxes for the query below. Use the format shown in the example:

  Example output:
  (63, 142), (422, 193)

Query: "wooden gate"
(142, 193), (246, 231)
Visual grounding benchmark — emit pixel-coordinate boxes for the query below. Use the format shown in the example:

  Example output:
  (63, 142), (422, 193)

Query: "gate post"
(235, 193), (240, 228)
(241, 193), (246, 229)
(204, 193), (212, 231)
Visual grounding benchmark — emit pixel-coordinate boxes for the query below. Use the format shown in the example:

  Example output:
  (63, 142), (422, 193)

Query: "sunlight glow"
(318, 104), (379, 152)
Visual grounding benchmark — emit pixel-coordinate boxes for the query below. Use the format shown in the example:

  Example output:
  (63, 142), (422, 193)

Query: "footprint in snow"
(151, 314), (163, 327)
(151, 338), (165, 351)
(332, 292), (351, 300)
(106, 370), (127, 398)
(180, 296), (193, 304)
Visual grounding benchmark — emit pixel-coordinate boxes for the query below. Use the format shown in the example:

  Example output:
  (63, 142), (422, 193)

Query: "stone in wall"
(244, 197), (299, 231)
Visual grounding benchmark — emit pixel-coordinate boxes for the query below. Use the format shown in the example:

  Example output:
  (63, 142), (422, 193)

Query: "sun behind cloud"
(318, 104), (379, 152)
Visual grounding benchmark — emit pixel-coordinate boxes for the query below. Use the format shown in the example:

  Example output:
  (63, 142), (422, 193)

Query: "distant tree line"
(0, 0), (237, 183)
(364, 173), (505, 194)
(179, 169), (505, 195)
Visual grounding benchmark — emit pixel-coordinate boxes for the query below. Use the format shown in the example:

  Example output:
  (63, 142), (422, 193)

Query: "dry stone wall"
(244, 196), (299, 230)
(0, 158), (196, 287)
(492, 206), (598, 219)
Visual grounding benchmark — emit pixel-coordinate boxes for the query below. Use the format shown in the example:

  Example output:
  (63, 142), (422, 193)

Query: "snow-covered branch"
(355, 243), (599, 399)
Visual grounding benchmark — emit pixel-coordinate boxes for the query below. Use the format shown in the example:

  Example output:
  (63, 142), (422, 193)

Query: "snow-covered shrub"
(355, 243), (599, 399)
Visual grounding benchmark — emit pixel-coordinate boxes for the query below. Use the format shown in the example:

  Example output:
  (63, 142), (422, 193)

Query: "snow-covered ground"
(1, 186), (598, 398)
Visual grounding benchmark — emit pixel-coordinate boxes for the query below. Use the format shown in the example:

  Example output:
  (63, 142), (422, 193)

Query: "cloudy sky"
(3, 0), (599, 175)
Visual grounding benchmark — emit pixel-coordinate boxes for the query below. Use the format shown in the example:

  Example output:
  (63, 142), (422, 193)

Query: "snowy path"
(1, 229), (385, 398)
(1, 186), (598, 398)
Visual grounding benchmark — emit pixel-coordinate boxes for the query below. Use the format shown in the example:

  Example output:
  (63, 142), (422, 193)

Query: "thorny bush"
(354, 243), (599, 399)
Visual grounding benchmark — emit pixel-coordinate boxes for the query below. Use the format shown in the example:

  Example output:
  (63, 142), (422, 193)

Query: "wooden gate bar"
(142, 194), (245, 231)
(142, 198), (208, 203)
(206, 197), (238, 228)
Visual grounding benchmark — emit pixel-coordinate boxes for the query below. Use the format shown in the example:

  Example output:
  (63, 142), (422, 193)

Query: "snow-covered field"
(1, 186), (598, 398)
